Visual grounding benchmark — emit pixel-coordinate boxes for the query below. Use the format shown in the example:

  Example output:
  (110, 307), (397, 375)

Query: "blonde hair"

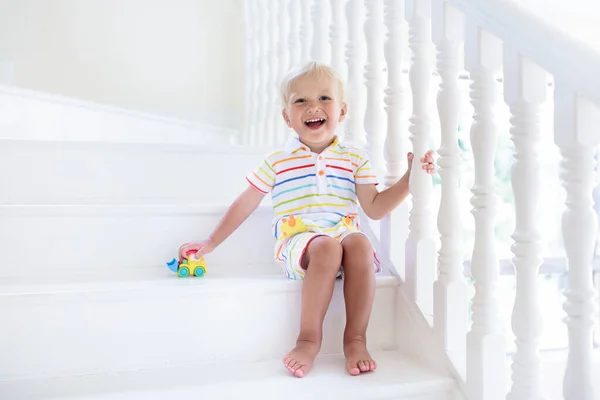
(280, 61), (346, 107)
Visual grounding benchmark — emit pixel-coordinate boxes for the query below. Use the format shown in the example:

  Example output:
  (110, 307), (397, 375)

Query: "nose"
(306, 100), (320, 113)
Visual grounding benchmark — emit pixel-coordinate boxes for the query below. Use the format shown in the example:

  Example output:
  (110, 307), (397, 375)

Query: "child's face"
(282, 73), (347, 149)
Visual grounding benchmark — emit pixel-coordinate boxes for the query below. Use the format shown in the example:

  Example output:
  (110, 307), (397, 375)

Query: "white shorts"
(277, 230), (382, 280)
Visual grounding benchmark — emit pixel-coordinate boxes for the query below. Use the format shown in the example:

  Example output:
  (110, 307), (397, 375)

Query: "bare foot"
(344, 339), (377, 376)
(283, 340), (320, 378)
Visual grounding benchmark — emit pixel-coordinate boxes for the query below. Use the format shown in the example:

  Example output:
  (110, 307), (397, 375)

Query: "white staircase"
(0, 87), (464, 399)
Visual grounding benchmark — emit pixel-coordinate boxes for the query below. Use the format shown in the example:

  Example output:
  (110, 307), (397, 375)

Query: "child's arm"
(356, 151), (434, 220)
(179, 185), (265, 258)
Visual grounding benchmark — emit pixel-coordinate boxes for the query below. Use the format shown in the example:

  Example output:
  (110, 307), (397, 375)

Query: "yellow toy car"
(166, 250), (207, 278)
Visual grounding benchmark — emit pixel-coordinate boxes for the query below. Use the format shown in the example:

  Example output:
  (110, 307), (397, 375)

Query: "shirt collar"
(283, 135), (343, 154)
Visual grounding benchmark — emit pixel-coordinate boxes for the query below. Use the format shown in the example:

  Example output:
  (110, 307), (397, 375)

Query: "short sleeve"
(354, 150), (379, 185)
(246, 157), (276, 194)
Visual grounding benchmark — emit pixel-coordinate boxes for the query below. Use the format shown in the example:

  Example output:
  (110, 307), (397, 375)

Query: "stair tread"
(0, 351), (457, 400)
(0, 267), (397, 296)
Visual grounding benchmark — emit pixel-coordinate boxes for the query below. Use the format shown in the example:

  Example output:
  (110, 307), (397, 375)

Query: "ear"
(282, 109), (291, 127)
(338, 102), (347, 122)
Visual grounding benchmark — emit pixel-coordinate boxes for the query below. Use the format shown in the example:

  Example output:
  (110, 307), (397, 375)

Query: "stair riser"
(0, 282), (398, 381)
(0, 88), (235, 145)
(0, 205), (276, 279)
(0, 140), (264, 204)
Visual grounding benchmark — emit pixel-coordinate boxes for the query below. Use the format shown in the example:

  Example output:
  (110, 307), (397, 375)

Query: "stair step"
(0, 138), (270, 205)
(0, 271), (399, 382)
(0, 204), (276, 279)
(0, 351), (460, 400)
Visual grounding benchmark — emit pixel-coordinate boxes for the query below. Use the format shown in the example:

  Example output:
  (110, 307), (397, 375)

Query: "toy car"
(166, 250), (207, 278)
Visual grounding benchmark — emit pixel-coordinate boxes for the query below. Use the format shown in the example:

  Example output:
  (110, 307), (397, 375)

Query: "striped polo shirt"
(246, 136), (378, 240)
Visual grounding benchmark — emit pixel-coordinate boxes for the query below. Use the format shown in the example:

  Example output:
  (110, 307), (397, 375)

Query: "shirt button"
(301, 146), (307, 151)
(318, 156), (323, 160)
(318, 170), (325, 176)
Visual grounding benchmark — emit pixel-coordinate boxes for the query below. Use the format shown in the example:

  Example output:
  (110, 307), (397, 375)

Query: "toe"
(288, 359), (299, 372)
(370, 360), (377, 370)
(294, 366), (306, 378)
(359, 360), (368, 372)
(347, 361), (361, 376)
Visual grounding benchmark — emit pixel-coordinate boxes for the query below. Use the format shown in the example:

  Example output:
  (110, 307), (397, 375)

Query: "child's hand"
(407, 150), (435, 175)
(179, 239), (216, 260)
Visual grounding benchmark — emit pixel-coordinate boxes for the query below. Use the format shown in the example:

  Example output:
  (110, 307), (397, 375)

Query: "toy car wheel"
(178, 267), (190, 277)
(194, 267), (206, 277)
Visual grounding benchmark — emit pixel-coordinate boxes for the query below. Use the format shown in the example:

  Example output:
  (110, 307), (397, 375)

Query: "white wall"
(0, 0), (244, 129)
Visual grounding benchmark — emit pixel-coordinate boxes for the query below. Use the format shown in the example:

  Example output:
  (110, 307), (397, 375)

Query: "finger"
(179, 244), (190, 258)
(190, 249), (204, 260)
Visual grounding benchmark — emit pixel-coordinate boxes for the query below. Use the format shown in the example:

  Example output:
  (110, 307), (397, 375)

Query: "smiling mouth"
(304, 118), (326, 130)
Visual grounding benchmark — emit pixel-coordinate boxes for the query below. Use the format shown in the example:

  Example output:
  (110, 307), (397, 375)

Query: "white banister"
(363, 0), (386, 178)
(405, 0), (436, 316)
(267, 0), (280, 145)
(330, 0), (347, 81)
(300, 0), (313, 64)
(383, 0), (406, 188)
(447, 0), (600, 108)
(554, 86), (600, 400)
(257, 0), (269, 144)
(380, 0), (407, 276)
(431, 0), (468, 374)
(278, 0), (290, 90)
(464, 24), (506, 400)
(243, 0), (256, 145)
(503, 49), (547, 400)
(311, 0), (330, 64)
(275, 0), (290, 146)
(344, 0), (365, 146)
(288, 0), (301, 70)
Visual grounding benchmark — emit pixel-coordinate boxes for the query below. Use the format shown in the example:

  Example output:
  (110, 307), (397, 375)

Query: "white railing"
(243, 1), (599, 399)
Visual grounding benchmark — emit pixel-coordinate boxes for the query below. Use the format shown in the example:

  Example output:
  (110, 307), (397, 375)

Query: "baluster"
(330, 0), (346, 80)
(344, 0), (365, 146)
(503, 49), (548, 400)
(464, 25), (506, 400)
(288, 0), (301, 69)
(268, 1), (281, 145)
(364, 0), (386, 179)
(274, 0), (290, 145)
(405, 0), (436, 316)
(431, 0), (468, 374)
(311, 0), (330, 63)
(381, 0), (407, 272)
(243, 0), (254, 145)
(278, 0), (290, 85)
(383, 0), (406, 187)
(257, 0), (269, 145)
(250, 0), (262, 145)
(301, 0), (313, 64)
(554, 85), (600, 400)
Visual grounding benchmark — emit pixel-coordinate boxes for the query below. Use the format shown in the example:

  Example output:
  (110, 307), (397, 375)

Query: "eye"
(319, 96), (331, 101)
(294, 98), (305, 104)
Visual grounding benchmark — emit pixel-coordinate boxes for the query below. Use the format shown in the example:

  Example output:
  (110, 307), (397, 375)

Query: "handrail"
(449, 0), (600, 106)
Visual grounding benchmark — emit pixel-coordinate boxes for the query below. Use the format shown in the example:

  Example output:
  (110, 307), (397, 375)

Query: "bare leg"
(283, 236), (342, 378)
(341, 233), (377, 375)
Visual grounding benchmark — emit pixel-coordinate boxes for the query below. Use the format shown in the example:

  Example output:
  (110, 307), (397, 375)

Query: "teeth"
(305, 118), (325, 123)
